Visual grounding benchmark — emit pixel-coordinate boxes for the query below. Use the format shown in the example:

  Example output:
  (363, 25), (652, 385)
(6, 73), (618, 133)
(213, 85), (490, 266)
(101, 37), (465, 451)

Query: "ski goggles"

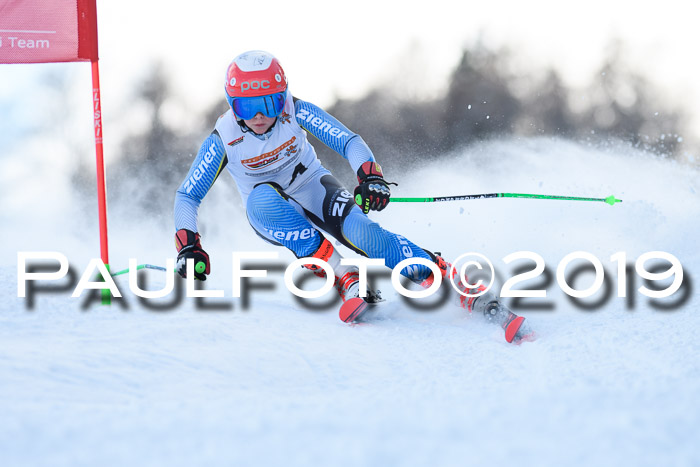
(228, 91), (287, 120)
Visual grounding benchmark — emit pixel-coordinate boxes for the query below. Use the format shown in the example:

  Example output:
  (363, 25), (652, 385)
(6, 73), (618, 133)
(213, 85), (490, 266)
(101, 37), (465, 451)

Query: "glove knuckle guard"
(175, 229), (210, 279)
(355, 161), (392, 213)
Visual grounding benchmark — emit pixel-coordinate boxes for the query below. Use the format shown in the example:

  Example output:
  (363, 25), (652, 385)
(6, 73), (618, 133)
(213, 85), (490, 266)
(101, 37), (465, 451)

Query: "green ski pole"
(391, 193), (622, 206)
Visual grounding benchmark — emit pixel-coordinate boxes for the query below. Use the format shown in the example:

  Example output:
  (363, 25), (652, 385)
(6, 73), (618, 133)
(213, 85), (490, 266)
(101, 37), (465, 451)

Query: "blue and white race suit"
(174, 93), (433, 282)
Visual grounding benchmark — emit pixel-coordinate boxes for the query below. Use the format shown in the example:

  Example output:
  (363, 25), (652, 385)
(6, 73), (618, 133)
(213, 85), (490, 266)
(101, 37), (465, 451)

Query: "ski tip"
(339, 297), (369, 323)
(504, 316), (525, 343)
(504, 316), (537, 344)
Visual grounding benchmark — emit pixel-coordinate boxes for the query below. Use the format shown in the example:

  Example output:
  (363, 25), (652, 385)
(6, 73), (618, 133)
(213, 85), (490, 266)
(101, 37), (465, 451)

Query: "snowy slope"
(1, 138), (699, 467)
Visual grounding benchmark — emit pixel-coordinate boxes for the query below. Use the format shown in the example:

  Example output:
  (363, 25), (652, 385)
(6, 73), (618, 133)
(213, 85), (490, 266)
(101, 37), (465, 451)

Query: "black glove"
(353, 161), (394, 214)
(174, 229), (210, 281)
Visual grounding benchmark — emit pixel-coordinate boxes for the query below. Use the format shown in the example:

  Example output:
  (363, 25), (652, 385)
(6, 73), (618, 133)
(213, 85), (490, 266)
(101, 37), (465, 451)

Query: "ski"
(481, 300), (536, 344)
(502, 312), (536, 344)
(339, 288), (535, 343)
(339, 290), (384, 323)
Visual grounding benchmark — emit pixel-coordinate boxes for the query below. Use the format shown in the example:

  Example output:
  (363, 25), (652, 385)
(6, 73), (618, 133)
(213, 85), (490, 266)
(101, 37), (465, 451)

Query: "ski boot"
(302, 238), (382, 322)
(423, 251), (535, 343)
(302, 237), (361, 302)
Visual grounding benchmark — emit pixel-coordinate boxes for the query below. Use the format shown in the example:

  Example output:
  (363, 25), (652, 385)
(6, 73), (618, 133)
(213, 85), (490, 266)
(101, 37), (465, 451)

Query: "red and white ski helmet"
(225, 51), (288, 119)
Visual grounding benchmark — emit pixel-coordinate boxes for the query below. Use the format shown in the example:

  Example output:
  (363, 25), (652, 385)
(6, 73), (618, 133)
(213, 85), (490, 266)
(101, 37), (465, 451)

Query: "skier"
(173, 50), (533, 343)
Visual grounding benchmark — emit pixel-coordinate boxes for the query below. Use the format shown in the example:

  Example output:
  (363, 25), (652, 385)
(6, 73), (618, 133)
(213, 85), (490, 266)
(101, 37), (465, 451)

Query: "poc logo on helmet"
(241, 80), (270, 92)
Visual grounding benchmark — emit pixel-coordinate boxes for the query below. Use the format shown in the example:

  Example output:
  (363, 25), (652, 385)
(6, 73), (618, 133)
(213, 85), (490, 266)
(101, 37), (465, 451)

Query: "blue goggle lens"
(231, 92), (287, 120)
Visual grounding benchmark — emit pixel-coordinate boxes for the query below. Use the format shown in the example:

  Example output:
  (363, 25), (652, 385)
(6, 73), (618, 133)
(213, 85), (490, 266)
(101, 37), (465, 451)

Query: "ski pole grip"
(195, 261), (206, 274)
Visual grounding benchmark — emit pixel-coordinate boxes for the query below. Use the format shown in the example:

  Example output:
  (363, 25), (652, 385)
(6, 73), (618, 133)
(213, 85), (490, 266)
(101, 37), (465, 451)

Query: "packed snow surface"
(1, 138), (698, 466)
